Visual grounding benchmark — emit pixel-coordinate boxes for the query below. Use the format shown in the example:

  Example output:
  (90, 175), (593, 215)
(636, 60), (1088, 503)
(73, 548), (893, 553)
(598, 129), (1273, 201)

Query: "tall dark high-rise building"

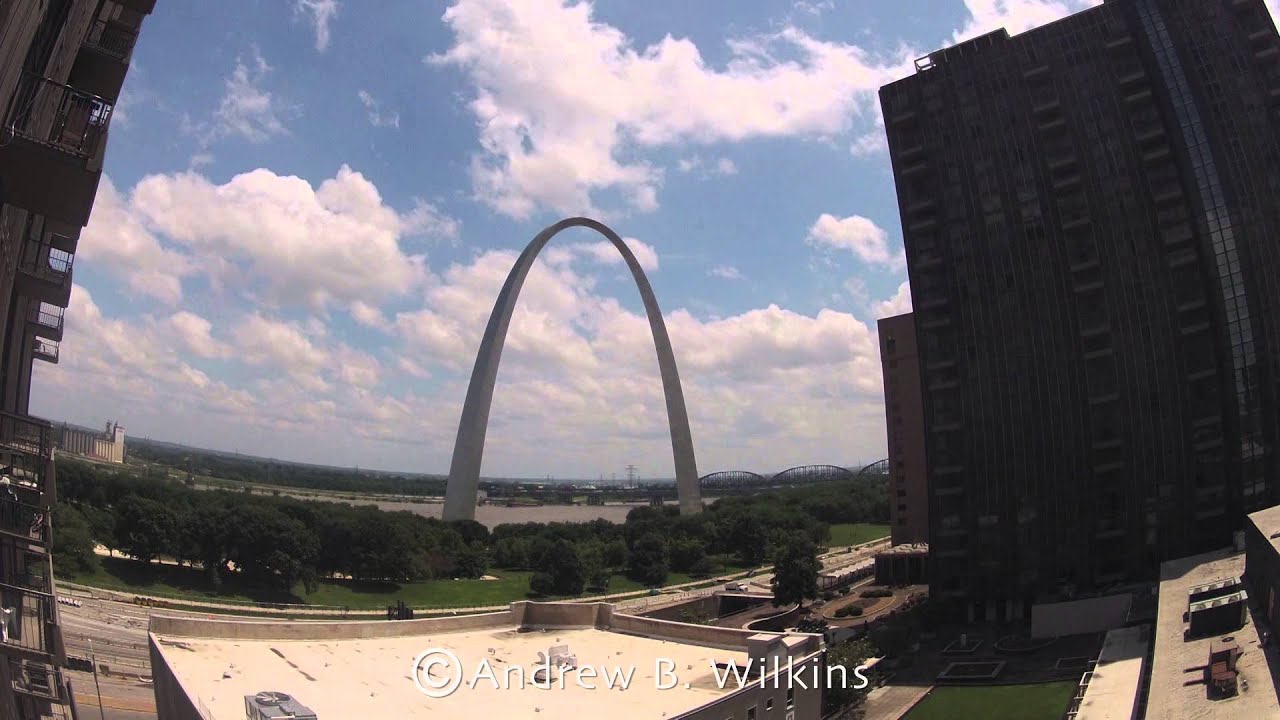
(878, 313), (929, 546)
(0, 1), (153, 716)
(880, 0), (1280, 621)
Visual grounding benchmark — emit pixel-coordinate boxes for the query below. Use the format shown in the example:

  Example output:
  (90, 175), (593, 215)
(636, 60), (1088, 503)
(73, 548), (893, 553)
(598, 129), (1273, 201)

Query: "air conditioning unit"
(244, 691), (318, 720)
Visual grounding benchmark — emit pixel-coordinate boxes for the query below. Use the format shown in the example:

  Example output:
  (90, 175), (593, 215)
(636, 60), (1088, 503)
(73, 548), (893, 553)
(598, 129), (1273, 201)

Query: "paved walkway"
(58, 537), (891, 618)
(864, 684), (931, 720)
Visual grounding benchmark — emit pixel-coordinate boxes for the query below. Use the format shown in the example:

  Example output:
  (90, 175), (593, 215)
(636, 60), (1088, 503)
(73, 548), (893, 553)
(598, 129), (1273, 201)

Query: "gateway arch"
(441, 217), (702, 521)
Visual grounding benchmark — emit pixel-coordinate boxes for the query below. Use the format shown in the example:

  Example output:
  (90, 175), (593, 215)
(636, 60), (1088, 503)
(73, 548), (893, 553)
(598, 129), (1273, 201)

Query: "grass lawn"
(904, 682), (1076, 720)
(826, 523), (890, 547)
(58, 556), (748, 610)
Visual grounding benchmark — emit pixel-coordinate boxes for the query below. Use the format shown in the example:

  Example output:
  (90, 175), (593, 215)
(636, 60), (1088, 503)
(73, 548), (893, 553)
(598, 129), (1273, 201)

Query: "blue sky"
(34, 0), (1125, 478)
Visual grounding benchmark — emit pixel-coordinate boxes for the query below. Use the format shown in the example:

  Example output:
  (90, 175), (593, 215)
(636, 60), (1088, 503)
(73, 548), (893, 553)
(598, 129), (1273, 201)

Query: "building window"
(787, 688), (795, 709)
(747, 707), (757, 720)
(886, 336), (897, 354)
(766, 698), (774, 711)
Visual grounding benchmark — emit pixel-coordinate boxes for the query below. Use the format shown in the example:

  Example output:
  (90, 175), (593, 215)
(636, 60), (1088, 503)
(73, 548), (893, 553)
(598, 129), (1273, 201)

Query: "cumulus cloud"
(118, 165), (444, 310)
(76, 177), (194, 304)
(677, 155), (739, 178)
(807, 213), (904, 270)
(208, 48), (291, 144)
(169, 311), (229, 359)
(357, 89), (400, 129)
(873, 281), (912, 319)
(709, 265), (744, 280)
(954, 0), (1102, 43)
(294, 0), (340, 52)
(428, 0), (914, 218)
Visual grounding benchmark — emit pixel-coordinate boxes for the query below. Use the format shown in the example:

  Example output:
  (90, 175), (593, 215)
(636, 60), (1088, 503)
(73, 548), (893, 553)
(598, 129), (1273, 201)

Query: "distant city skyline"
(34, 0), (1277, 477)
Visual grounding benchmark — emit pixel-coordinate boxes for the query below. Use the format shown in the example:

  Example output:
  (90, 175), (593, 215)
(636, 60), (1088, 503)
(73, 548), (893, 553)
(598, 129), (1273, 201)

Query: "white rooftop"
(1073, 626), (1148, 720)
(1147, 548), (1279, 719)
(150, 602), (824, 720)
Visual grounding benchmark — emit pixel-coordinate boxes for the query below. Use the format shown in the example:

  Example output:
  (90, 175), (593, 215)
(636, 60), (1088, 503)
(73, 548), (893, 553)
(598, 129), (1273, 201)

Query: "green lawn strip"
(825, 523), (890, 548)
(58, 557), (752, 611)
(904, 682), (1077, 720)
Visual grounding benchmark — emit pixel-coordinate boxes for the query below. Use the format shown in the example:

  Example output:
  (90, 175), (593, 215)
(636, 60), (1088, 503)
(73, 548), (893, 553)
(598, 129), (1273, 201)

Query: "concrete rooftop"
(1073, 625), (1148, 720)
(154, 627), (750, 719)
(1248, 504), (1280, 547)
(150, 602), (824, 720)
(1147, 548), (1280, 719)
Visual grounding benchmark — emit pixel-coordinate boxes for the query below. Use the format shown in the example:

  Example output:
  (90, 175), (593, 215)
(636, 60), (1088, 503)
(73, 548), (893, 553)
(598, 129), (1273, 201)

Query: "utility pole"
(89, 639), (105, 720)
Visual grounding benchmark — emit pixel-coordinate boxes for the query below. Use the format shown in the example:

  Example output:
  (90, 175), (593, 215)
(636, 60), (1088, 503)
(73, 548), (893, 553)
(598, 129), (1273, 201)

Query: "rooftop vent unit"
(1187, 577), (1243, 606)
(244, 691), (318, 720)
(1187, 590), (1248, 638)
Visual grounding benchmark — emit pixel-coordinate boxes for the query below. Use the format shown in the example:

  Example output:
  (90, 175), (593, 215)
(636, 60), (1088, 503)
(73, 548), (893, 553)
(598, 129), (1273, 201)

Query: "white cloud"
(397, 357), (431, 379)
(873, 281), (912, 319)
(349, 300), (391, 331)
(850, 130), (886, 157)
(677, 155), (739, 178)
(77, 177), (194, 304)
(294, 0), (340, 52)
(793, 0), (835, 17)
(207, 49), (291, 145)
(401, 198), (461, 240)
(428, 0), (913, 218)
(125, 165), (438, 310)
(357, 89), (400, 129)
(168, 311), (229, 359)
(571, 237), (659, 272)
(954, 0), (1102, 43)
(709, 265), (744, 280)
(807, 213), (904, 270)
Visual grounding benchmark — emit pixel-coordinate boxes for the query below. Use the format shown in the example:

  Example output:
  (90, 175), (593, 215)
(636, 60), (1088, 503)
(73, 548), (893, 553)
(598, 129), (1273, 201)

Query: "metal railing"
(0, 412), (53, 461)
(83, 18), (138, 61)
(32, 338), (59, 363)
(0, 587), (56, 656)
(8, 657), (71, 703)
(20, 241), (74, 284)
(28, 303), (63, 333)
(0, 497), (49, 544)
(5, 72), (113, 159)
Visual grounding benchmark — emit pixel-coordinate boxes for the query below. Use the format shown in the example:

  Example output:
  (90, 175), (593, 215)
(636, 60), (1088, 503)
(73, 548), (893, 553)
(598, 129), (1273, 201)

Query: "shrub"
(848, 606), (864, 617)
(822, 591), (835, 601)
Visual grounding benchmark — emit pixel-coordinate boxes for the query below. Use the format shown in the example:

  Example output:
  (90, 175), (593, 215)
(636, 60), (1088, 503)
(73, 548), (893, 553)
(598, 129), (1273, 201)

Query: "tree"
(453, 542), (489, 579)
(113, 496), (179, 563)
(529, 540), (585, 596)
(578, 541), (610, 590)
(727, 515), (769, 566)
(770, 533), (820, 608)
(823, 638), (877, 718)
(669, 536), (706, 574)
(627, 533), (669, 587)
(51, 503), (97, 574)
(602, 537), (629, 568)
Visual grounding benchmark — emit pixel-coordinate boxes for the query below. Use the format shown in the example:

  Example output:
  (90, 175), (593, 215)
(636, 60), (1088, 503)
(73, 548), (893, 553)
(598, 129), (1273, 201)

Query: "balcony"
(0, 585), (59, 664)
(9, 658), (72, 712)
(0, 497), (51, 546)
(0, 74), (113, 226)
(0, 413), (53, 464)
(27, 303), (63, 342)
(69, 19), (140, 101)
(16, 240), (73, 308)
(32, 338), (59, 365)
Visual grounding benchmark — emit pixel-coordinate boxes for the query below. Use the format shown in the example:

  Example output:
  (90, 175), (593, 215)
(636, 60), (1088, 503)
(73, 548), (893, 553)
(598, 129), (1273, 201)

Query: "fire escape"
(0, 414), (70, 719)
